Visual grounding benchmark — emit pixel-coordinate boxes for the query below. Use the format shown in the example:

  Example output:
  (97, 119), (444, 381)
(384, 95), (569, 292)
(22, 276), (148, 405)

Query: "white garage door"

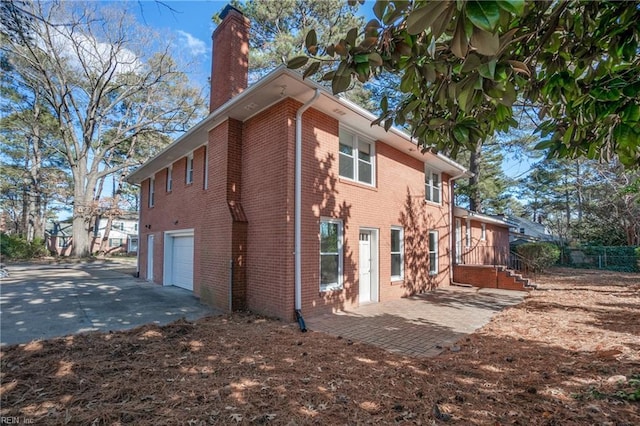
(170, 235), (194, 291)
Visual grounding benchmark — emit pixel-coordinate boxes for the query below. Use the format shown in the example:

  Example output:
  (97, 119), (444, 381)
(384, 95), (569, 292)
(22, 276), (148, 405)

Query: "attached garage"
(163, 230), (194, 291)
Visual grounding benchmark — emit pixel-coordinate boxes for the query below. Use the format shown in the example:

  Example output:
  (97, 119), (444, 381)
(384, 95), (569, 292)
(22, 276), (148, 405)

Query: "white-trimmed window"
(109, 238), (123, 248)
(428, 230), (439, 275)
(186, 154), (194, 184)
(166, 166), (173, 192)
(390, 227), (404, 280)
(425, 167), (441, 203)
(481, 223), (486, 241)
(203, 145), (208, 189)
(148, 177), (155, 207)
(339, 128), (374, 185)
(465, 218), (471, 247)
(320, 218), (343, 292)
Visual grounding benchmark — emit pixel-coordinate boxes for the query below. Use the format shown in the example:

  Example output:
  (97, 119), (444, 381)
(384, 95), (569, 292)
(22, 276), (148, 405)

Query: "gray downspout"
(294, 89), (321, 331)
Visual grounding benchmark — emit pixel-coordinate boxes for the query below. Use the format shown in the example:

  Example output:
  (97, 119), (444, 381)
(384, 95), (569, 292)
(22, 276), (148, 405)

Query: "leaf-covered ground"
(1, 268), (638, 425)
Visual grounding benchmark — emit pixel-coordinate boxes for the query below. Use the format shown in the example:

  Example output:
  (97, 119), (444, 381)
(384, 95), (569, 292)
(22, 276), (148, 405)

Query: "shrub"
(0, 233), (47, 260)
(516, 242), (561, 272)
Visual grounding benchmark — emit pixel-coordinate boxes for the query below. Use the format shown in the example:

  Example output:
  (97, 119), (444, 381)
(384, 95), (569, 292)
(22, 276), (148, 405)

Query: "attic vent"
(244, 102), (259, 111)
(333, 108), (346, 116)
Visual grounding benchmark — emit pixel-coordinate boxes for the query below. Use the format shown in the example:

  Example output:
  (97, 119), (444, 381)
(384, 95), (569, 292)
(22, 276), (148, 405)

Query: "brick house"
(127, 6), (516, 322)
(46, 214), (139, 256)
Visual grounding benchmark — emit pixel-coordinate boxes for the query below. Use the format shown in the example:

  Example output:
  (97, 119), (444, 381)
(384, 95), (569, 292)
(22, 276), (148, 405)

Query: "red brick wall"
(240, 99), (296, 319)
(138, 136), (234, 312)
(297, 107), (454, 318)
(453, 265), (529, 291)
(452, 265), (498, 288)
(138, 100), (458, 321)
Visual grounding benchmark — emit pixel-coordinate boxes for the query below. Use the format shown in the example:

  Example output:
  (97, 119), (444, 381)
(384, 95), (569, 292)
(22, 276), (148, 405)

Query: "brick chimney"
(210, 5), (250, 112)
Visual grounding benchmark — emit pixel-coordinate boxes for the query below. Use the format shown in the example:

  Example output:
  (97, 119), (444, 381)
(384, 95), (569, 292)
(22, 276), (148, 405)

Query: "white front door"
(146, 234), (154, 281)
(359, 231), (372, 303)
(455, 218), (462, 264)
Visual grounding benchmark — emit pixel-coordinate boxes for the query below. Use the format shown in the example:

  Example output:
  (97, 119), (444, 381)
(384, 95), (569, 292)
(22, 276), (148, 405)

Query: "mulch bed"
(1, 268), (639, 425)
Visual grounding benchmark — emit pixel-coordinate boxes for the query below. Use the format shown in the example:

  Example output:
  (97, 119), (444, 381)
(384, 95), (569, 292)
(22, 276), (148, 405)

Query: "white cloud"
(40, 25), (143, 76)
(176, 30), (207, 56)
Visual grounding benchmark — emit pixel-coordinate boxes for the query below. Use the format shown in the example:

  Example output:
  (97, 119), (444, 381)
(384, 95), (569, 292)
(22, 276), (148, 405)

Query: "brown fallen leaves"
(1, 268), (639, 425)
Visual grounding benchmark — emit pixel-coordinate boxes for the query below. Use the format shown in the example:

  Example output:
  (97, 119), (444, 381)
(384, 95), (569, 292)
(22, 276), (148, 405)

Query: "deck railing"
(458, 245), (537, 282)
(458, 245), (509, 267)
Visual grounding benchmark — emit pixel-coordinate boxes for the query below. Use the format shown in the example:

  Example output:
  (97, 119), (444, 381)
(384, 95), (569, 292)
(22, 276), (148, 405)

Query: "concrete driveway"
(0, 261), (219, 346)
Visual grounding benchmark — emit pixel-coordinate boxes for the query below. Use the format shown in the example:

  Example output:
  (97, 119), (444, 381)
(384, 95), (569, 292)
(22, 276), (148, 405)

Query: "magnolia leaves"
(406, 0), (525, 59)
(287, 18), (383, 94)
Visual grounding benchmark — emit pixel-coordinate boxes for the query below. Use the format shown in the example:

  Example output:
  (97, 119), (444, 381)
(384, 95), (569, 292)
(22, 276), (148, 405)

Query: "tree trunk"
(468, 140), (482, 212)
(98, 214), (114, 255)
(71, 171), (96, 257)
(71, 211), (92, 257)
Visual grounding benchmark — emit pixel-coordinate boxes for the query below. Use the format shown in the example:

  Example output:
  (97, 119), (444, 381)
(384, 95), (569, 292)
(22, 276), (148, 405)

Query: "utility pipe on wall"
(294, 89), (320, 330)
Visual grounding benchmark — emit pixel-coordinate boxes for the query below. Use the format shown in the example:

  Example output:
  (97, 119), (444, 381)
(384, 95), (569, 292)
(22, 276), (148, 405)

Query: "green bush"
(516, 242), (561, 272)
(0, 233), (47, 260)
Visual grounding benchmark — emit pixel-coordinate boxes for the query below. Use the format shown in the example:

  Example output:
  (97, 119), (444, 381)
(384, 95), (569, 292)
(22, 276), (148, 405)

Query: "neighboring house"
(46, 214), (139, 256)
(126, 6), (517, 322)
(491, 214), (556, 244)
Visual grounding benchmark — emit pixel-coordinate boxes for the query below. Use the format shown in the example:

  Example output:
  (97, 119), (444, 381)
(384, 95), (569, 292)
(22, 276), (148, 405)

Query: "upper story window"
(166, 166), (173, 192)
(186, 154), (194, 184)
(148, 177), (155, 207)
(425, 167), (441, 203)
(339, 128), (374, 185)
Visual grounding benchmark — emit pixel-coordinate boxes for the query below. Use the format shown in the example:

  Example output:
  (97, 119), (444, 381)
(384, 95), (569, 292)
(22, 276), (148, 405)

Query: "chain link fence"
(558, 246), (640, 272)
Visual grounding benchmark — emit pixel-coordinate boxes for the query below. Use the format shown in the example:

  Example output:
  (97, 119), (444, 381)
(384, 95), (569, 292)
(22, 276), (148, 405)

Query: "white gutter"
(295, 89), (321, 313)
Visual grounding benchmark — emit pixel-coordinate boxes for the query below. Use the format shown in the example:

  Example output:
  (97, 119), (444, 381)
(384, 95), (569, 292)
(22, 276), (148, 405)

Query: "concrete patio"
(305, 286), (527, 357)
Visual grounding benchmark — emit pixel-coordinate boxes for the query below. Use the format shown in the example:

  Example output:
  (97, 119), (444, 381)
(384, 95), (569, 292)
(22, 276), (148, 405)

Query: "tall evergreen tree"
(456, 139), (512, 214)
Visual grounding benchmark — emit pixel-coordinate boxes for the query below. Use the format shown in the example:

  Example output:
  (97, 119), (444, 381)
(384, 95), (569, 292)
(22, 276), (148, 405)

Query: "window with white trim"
(428, 230), (439, 275)
(390, 227), (404, 280)
(166, 166), (173, 192)
(109, 238), (123, 247)
(339, 128), (374, 185)
(148, 177), (155, 207)
(425, 167), (441, 203)
(320, 219), (343, 292)
(481, 223), (486, 241)
(186, 154), (194, 184)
